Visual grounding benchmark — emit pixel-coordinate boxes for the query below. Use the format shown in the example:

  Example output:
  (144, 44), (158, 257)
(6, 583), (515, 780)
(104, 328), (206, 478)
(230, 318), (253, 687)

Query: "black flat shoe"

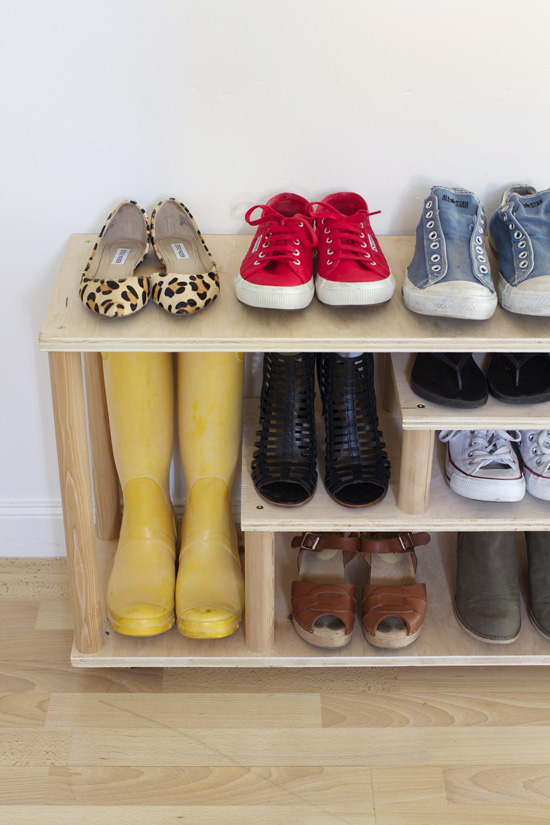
(317, 353), (390, 507)
(487, 353), (550, 404)
(410, 353), (488, 408)
(251, 352), (317, 506)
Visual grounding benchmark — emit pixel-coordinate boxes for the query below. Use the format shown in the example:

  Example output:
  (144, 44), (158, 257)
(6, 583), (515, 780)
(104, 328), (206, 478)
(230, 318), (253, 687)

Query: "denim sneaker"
(403, 186), (497, 320)
(489, 185), (550, 315)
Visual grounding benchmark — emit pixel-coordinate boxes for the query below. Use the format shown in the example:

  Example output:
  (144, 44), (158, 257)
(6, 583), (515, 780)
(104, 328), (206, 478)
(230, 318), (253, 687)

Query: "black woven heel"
(317, 353), (390, 507)
(251, 352), (317, 506)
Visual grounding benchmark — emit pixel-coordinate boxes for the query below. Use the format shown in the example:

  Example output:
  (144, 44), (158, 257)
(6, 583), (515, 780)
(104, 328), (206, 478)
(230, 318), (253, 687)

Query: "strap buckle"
(398, 533), (415, 552)
(301, 532), (320, 551)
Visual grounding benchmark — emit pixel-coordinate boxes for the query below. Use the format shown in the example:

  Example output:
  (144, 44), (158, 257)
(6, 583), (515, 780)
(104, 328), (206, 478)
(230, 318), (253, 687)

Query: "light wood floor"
(1, 558), (550, 824)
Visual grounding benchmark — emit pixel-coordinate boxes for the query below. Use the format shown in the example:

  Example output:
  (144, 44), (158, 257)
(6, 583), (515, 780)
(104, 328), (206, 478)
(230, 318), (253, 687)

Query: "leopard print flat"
(150, 198), (220, 315)
(79, 201), (150, 317)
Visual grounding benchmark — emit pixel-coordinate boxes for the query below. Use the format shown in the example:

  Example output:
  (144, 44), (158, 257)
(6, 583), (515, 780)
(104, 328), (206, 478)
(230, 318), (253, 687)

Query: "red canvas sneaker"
(234, 193), (316, 309)
(309, 192), (395, 306)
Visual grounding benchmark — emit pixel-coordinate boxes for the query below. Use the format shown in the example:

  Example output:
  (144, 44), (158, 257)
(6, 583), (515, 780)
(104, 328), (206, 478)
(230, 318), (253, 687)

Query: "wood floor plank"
(0, 663), (163, 694)
(69, 727), (428, 766)
(0, 559), (69, 599)
(0, 730), (71, 766)
(162, 667), (400, 693)
(370, 765), (447, 806)
(45, 765), (371, 810)
(426, 728), (550, 765)
(0, 767), (48, 804)
(46, 693), (322, 729)
(0, 601), (39, 629)
(443, 765), (550, 803)
(0, 692), (49, 728)
(34, 600), (73, 630)
(321, 689), (550, 728)
(374, 803), (550, 825)
(0, 631), (73, 662)
(0, 806), (370, 825)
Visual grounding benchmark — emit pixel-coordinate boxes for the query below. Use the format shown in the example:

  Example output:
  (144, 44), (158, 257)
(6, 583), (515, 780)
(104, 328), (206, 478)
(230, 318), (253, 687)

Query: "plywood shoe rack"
(39, 234), (550, 667)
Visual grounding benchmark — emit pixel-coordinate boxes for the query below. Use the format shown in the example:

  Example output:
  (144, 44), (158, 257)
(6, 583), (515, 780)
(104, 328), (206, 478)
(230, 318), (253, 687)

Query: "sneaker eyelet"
(360, 222), (364, 228)
(429, 231), (438, 240)
(297, 222), (304, 228)
(431, 254), (440, 262)
(327, 249), (334, 255)
(514, 230), (522, 239)
(359, 233), (365, 238)
(536, 459), (542, 466)
(520, 260), (529, 268)
(426, 200), (433, 208)
(293, 249), (300, 256)
(326, 238), (333, 244)
(294, 240), (300, 245)
(259, 252), (266, 258)
(475, 236), (483, 245)
(430, 242), (439, 250)
(509, 222), (514, 230)
(468, 451), (473, 457)
(431, 265), (441, 272)
(519, 251), (528, 259)
(478, 255), (486, 262)
(324, 227), (330, 234)
(266, 232), (272, 238)
(293, 260), (300, 265)
(476, 246), (483, 254)
(426, 210), (433, 218)
(262, 242), (270, 248)
(361, 242), (367, 248)
(365, 252), (371, 258)
(321, 219), (325, 225)
(371, 261), (377, 266)
(518, 240), (527, 249)
(426, 221), (435, 229)
(253, 261), (261, 266)
(479, 265), (489, 274)
(327, 260), (333, 265)
(529, 434), (535, 441)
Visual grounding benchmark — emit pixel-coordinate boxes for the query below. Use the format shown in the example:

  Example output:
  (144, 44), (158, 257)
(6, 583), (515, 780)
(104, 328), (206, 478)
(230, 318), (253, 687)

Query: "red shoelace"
(245, 204), (317, 270)
(308, 201), (385, 267)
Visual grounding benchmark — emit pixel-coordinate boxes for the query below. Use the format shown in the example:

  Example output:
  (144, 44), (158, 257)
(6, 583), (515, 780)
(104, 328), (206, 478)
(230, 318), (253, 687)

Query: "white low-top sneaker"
(519, 430), (550, 500)
(439, 429), (525, 502)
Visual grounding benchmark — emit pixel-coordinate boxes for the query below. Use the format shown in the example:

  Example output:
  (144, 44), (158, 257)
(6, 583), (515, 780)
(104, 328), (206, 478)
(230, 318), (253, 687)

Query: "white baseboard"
(0, 500), (67, 557)
(0, 499), (242, 558)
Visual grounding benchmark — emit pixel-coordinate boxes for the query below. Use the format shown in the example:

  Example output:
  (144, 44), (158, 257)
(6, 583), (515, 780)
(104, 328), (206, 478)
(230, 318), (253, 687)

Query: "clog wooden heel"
(360, 532), (430, 649)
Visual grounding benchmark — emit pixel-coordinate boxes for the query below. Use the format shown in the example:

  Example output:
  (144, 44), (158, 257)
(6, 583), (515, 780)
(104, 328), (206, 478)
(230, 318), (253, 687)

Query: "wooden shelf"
(241, 400), (550, 532)
(39, 233), (550, 353)
(393, 352), (550, 430)
(72, 533), (550, 667)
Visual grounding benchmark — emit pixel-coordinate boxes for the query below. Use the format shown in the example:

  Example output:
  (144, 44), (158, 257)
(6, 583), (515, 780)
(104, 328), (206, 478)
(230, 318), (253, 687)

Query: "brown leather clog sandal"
(290, 533), (357, 648)
(360, 532), (430, 649)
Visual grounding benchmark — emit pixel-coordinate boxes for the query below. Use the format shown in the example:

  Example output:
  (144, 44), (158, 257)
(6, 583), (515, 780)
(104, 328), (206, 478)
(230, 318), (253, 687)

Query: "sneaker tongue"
(432, 188), (479, 282)
(509, 189), (550, 223)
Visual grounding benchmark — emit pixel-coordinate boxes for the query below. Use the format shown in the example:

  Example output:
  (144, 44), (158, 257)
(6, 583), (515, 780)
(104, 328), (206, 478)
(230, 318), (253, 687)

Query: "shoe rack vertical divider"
(40, 234), (550, 666)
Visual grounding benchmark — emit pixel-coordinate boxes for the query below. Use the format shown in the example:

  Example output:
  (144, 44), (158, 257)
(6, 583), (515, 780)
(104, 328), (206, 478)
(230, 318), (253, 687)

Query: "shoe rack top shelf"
(241, 400), (550, 532)
(39, 233), (550, 353)
(392, 352), (550, 430)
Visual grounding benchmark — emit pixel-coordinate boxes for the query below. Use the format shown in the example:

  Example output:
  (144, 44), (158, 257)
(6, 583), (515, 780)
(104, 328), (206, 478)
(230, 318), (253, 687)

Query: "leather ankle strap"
(291, 531), (431, 556)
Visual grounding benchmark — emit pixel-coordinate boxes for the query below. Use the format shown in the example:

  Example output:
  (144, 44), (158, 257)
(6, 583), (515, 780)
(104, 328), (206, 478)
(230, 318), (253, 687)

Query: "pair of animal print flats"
(79, 198), (220, 317)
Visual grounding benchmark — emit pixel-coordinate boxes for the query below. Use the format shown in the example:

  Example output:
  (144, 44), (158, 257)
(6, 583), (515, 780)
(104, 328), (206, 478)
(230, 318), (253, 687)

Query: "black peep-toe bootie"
(317, 352), (390, 507)
(251, 352), (317, 506)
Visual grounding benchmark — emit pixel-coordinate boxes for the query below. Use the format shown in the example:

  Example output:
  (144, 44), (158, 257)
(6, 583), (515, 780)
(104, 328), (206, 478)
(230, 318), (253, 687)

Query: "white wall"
(2, 0), (550, 555)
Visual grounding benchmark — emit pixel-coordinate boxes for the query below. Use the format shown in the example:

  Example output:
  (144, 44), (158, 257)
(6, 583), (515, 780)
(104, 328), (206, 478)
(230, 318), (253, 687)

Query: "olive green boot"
(455, 531), (520, 643)
(526, 532), (550, 639)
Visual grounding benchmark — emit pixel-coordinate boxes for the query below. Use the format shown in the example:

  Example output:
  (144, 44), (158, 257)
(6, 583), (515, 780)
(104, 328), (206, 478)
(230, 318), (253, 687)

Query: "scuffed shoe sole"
(315, 271), (395, 306)
(403, 271), (497, 320)
(234, 270), (314, 310)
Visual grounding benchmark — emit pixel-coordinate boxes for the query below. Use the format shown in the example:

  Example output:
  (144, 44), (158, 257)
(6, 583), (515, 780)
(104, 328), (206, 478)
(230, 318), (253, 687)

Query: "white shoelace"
(439, 429), (521, 471)
(531, 430), (550, 473)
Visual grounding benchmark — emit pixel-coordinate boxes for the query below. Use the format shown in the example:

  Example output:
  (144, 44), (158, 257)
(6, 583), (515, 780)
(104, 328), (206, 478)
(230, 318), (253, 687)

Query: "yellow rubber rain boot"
(176, 352), (245, 638)
(102, 352), (176, 636)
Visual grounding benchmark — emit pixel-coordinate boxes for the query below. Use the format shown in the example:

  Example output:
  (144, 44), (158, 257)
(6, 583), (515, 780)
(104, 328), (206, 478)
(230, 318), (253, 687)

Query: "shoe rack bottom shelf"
(71, 533), (550, 667)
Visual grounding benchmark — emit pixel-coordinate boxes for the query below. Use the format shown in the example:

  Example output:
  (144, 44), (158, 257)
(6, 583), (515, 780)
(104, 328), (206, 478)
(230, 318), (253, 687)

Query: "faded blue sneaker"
(403, 186), (497, 320)
(489, 185), (550, 316)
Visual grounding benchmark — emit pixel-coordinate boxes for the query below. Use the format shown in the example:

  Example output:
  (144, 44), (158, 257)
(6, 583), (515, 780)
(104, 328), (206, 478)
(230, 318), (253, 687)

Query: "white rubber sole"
(525, 467), (550, 501)
(497, 273), (550, 316)
(402, 271), (497, 320)
(234, 270), (314, 310)
(315, 271), (395, 306)
(445, 453), (525, 502)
